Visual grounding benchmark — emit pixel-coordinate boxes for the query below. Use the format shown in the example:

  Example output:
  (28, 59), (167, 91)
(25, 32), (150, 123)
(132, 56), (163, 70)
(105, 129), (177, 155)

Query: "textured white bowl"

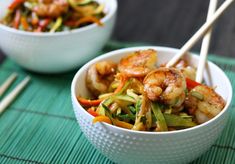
(0, 0), (117, 73)
(71, 47), (232, 164)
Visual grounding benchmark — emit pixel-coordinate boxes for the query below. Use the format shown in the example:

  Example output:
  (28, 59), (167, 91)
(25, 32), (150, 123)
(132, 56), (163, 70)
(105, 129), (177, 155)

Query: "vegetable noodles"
(78, 49), (226, 132)
(1, 0), (105, 32)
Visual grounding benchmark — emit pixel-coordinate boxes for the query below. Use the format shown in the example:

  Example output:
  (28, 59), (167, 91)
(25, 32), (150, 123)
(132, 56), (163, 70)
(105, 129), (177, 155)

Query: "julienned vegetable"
(151, 102), (168, 131)
(77, 49), (226, 132)
(1, 0), (105, 32)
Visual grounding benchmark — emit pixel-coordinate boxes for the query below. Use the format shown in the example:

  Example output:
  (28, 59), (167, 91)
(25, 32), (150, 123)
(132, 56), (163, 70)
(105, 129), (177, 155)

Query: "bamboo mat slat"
(0, 42), (234, 164)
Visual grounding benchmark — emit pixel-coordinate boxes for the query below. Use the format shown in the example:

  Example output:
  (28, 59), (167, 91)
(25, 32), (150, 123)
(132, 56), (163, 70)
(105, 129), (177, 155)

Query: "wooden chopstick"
(166, 0), (234, 68)
(196, 0), (218, 83)
(0, 73), (18, 97)
(0, 76), (30, 114)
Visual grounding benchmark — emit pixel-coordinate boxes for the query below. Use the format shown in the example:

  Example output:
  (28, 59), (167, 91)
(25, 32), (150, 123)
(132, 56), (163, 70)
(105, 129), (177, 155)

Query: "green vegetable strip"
(102, 104), (114, 125)
(151, 102), (168, 131)
(68, 0), (78, 9)
(115, 79), (132, 95)
(127, 89), (140, 101)
(77, 0), (92, 5)
(135, 99), (142, 114)
(113, 95), (136, 103)
(163, 114), (197, 127)
(116, 114), (135, 122)
(94, 4), (104, 14)
(129, 106), (136, 114)
(50, 17), (63, 32)
(96, 98), (113, 115)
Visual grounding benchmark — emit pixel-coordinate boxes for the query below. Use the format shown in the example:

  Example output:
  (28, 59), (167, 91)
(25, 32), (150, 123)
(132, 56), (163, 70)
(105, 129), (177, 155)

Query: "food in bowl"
(1, 0), (105, 32)
(77, 49), (226, 132)
(0, 0), (117, 73)
(71, 47), (232, 163)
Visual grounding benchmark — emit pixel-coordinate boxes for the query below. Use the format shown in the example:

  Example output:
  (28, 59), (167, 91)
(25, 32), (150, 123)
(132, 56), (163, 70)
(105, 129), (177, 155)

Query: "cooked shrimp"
(175, 59), (196, 80)
(143, 67), (186, 108)
(185, 85), (225, 124)
(86, 61), (117, 96)
(33, 0), (69, 18)
(118, 49), (157, 77)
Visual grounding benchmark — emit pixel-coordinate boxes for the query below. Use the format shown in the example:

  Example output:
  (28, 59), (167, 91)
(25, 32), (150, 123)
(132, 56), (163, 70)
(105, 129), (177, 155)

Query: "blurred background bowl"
(71, 46), (232, 164)
(0, 0), (117, 73)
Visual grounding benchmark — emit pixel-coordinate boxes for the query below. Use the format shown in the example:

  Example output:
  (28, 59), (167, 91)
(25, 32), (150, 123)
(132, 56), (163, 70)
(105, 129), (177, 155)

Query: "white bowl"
(0, 0), (117, 73)
(71, 46), (232, 164)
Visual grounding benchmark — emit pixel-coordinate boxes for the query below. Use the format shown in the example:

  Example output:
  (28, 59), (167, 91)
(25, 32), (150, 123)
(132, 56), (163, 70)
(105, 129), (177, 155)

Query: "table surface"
(0, 42), (235, 164)
(1, 1), (235, 163)
(1, 0), (235, 63)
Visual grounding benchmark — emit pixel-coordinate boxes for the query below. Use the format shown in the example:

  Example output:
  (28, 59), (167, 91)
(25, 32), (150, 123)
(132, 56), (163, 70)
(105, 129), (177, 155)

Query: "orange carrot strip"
(13, 9), (21, 29)
(93, 115), (112, 124)
(87, 108), (99, 117)
(8, 0), (25, 10)
(20, 16), (29, 31)
(78, 16), (103, 26)
(65, 16), (103, 27)
(113, 119), (133, 129)
(77, 97), (102, 107)
(92, 114), (133, 129)
(31, 12), (39, 26)
(114, 74), (127, 94)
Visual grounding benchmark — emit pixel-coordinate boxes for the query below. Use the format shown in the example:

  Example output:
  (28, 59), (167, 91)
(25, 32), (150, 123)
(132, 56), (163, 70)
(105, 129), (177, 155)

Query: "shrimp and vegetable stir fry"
(78, 49), (226, 132)
(1, 0), (105, 32)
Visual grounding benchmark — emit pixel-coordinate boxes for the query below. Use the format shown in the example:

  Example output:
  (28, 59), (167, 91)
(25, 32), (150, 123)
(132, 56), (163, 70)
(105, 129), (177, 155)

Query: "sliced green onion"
(151, 102), (168, 131)
(191, 91), (204, 100)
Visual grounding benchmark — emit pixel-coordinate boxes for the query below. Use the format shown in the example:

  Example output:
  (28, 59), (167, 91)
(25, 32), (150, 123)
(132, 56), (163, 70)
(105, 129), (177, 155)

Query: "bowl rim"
(0, 0), (117, 37)
(71, 46), (233, 135)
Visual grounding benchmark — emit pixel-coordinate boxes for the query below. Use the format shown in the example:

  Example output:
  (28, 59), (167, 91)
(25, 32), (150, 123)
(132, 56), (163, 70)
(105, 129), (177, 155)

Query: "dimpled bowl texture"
(71, 47), (232, 164)
(0, 0), (117, 73)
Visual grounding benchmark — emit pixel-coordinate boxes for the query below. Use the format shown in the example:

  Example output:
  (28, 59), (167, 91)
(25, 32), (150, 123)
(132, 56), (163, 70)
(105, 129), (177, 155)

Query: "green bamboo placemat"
(0, 41), (234, 164)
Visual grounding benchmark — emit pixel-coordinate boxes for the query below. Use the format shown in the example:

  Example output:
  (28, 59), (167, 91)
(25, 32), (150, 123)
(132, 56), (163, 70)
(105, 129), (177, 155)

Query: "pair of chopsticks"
(0, 73), (30, 114)
(166, 0), (234, 83)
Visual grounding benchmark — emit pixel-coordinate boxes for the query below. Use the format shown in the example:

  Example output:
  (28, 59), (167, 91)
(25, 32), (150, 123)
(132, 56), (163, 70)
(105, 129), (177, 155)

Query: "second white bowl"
(0, 0), (117, 73)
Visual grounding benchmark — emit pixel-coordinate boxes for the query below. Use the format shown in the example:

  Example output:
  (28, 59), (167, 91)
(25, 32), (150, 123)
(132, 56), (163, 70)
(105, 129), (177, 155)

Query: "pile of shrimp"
(78, 49), (225, 132)
(1, 0), (105, 32)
